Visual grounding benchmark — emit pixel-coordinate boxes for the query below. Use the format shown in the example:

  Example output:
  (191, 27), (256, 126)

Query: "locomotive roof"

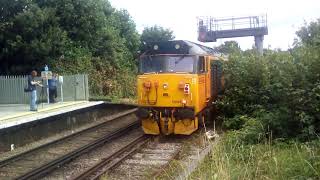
(142, 40), (220, 56)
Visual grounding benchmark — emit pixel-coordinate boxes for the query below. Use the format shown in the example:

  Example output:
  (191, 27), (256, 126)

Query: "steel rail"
(74, 135), (150, 180)
(0, 108), (137, 168)
(16, 120), (140, 180)
(152, 146), (181, 178)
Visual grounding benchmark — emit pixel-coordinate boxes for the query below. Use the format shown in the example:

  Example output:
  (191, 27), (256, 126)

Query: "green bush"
(224, 115), (265, 144)
(218, 19), (320, 140)
(191, 137), (320, 180)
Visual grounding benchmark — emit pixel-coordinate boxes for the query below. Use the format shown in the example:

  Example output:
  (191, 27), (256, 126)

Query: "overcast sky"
(109, 0), (319, 50)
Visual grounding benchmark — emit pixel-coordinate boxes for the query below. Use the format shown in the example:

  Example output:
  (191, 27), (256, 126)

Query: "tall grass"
(190, 136), (320, 180)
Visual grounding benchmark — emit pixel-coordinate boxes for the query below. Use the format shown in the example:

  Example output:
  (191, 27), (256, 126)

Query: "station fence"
(0, 74), (89, 104)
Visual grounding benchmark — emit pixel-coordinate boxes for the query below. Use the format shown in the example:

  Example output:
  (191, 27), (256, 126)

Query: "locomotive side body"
(137, 40), (224, 135)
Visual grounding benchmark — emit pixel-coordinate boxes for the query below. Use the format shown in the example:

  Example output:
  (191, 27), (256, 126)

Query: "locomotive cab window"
(139, 55), (198, 74)
(198, 56), (206, 73)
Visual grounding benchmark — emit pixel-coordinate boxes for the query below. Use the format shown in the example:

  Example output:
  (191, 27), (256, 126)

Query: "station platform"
(0, 101), (104, 130)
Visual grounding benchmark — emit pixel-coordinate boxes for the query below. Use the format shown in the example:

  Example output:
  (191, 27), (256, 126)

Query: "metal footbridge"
(197, 15), (268, 54)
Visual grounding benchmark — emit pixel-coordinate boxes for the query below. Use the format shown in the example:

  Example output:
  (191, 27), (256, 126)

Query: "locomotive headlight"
(163, 83), (168, 89)
(153, 45), (159, 50)
(182, 99), (187, 104)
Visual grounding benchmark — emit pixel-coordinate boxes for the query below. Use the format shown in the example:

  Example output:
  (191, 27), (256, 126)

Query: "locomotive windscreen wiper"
(174, 54), (187, 64)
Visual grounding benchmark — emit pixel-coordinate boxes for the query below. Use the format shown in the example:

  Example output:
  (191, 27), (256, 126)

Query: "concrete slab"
(0, 101), (104, 129)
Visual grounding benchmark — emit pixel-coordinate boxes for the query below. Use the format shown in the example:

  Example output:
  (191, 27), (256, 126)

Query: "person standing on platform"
(48, 73), (58, 103)
(28, 70), (42, 111)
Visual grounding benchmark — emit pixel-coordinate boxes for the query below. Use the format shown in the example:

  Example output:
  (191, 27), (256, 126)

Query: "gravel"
(42, 128), (144, 180)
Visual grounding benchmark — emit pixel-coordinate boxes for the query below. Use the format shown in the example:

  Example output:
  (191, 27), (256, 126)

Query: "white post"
(46, 78), (49, 104)
(59, 76), (64, 103)
(44, 65), (50, 104)
(61, 83), (63, 103)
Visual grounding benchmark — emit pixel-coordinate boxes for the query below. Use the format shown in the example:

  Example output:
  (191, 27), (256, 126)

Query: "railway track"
(69, 136), (182, 180)
(0, 108), (139, 180)
(72, 135), (150, 180)
(106, 140), (181, 179)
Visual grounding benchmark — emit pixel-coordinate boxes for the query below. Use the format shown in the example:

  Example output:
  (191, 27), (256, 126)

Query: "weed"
(190, 136), (320, 180)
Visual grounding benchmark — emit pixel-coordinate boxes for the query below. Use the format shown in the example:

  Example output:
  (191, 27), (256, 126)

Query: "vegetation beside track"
(191, 19), (320, 179)
(191, 137), (320, 179)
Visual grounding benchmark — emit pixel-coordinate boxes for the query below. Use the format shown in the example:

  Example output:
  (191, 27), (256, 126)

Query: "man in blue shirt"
(48, 73), (58, 103)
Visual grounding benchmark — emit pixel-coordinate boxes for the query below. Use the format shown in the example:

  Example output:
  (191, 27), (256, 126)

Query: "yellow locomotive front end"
(137, 40), (217, 135)
(138, 73), (201, 135)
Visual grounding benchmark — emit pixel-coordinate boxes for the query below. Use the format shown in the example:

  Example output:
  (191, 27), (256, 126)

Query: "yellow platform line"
(0, 101), (87, 122)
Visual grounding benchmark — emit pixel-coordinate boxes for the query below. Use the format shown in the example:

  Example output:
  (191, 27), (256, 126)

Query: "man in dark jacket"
(28, 70), (41, 111)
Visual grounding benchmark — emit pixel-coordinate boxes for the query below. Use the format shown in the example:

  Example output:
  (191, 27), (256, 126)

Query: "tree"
(140, 25), (175, 44)
(219, 19), (320, 141)
(111, 9), (140, 55)
(295, 19), (320, 47)
(0, 3), (69, 74)
(109, 9), (140, 70)
(213, 41), (241, 54)
(0, 0), (32, 22)
(0, 0), (141, 98)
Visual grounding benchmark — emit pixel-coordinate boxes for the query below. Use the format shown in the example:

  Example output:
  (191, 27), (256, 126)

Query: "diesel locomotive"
(136, 40), (225, 135)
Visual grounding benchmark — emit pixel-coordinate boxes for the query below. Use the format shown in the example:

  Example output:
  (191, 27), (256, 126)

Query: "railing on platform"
(0, 74), (89, 104)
